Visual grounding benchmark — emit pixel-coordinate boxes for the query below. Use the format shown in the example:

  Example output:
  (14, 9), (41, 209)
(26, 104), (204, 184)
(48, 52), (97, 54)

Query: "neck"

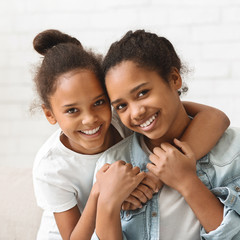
(145, 104), (191, 152)
(107, 124), (123, 148)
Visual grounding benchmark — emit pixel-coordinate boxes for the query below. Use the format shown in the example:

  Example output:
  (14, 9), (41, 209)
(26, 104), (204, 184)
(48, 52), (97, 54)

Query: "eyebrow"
(62, 93), (106, 108)
(111, 82), (149, 105)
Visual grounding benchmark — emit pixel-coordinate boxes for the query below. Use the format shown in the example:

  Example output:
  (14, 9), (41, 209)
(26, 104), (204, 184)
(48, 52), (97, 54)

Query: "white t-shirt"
(33, 110), (132, 240)
(140, 135), (201, 240)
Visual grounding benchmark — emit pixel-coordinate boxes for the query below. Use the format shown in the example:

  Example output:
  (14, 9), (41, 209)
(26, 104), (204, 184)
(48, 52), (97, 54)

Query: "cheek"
(57, 120), (72, 133)
(102, 106), (112, 123)
(118, 112), (130, 127)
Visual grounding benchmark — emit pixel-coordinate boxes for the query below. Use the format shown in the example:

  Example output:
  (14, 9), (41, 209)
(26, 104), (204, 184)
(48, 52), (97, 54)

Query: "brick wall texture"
(0, 0), (240, 167)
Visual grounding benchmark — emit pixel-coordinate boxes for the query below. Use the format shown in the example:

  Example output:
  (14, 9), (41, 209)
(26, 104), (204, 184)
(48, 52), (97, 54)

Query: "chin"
(86, 142), (104, 151)
(145, 131), (165, 140)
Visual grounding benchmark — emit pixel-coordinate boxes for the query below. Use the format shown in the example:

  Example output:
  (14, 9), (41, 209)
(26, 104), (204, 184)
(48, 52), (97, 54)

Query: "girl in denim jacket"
(93, 30), (240, 240)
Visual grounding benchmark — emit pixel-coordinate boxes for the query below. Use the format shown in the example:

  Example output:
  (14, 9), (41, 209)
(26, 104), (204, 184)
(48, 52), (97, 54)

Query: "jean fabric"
(92, 127), (240, 240)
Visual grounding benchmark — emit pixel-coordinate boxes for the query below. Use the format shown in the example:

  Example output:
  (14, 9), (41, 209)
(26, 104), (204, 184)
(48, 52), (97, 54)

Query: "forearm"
(94, 161), (145, 239)
(96, 195), (123, 240)
(70, 186), (99, 240)
(180, 176), (224, 233)
(182, 101), (230, 160)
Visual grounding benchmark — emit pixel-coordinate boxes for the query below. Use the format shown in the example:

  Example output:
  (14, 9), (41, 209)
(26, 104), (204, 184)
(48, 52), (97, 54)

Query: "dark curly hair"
(33, 29), (105, 110)
(102, 30), (188, 95)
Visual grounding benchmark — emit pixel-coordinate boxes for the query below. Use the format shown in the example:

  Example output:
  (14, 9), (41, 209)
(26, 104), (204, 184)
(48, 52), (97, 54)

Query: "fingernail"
(155, 188), (159, 193)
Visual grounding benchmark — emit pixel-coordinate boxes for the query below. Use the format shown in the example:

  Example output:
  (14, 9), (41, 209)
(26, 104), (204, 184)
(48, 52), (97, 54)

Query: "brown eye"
(94, 99), (105, 106)
(116, 103), (127, 111)
(138, 89), (149, 97)
(67, 108), (78, 114)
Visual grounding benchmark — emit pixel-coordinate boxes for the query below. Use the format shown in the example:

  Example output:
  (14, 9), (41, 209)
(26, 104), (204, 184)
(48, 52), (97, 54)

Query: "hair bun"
(33, 29), (82, 55)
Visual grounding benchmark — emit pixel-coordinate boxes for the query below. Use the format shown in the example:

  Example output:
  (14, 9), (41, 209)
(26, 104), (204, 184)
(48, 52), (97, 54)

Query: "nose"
(130, 103), (146, 121)
(81, 111), (98, 125)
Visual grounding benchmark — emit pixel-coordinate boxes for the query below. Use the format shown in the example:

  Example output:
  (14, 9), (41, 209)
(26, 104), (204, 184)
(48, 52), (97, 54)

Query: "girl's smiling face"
(43, 68), (112, 154)
(106, 60), (184, 143)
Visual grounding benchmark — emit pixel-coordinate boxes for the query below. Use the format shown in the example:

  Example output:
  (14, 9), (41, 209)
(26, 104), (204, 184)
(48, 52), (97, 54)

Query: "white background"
(0, 0), (240, 168)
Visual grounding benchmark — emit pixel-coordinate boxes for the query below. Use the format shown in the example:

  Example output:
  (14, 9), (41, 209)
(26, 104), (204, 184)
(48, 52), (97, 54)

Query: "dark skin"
(54, 98), (229, 240)
(95, 61), (227, 240)
(48, 67), (229, 240)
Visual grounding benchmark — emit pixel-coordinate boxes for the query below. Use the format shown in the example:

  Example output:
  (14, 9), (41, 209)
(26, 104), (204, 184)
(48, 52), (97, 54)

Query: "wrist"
(178, 175), (201, 197)
(98, 193), (122, 214)
(90, 182), (100, 199)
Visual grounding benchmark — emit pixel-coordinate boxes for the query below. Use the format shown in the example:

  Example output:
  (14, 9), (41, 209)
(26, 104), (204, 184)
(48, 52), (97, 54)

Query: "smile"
(139, 113), (158, 128)
(80, 126), (101, 135)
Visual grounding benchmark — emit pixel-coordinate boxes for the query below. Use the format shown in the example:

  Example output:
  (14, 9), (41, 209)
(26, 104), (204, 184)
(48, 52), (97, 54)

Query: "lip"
(78, 125), (103, 138)
(135, 112), (159, 132)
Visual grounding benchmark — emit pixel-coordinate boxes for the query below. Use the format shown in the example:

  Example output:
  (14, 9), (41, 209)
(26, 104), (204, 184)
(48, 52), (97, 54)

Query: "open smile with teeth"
(139, 113), (158, 128)
(80, 126), (101, 135)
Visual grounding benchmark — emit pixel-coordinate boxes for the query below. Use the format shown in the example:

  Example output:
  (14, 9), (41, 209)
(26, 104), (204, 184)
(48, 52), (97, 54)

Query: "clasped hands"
(96, 139), (196, 211)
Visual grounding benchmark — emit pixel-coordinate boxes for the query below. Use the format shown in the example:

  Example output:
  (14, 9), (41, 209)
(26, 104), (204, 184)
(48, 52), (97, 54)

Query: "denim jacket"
(92, 127), (240, 240)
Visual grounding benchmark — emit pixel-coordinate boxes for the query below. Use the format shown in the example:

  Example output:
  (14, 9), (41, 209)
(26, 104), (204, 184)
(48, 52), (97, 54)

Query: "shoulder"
(34, 129), (61, 159)
(95, 133), (136, 170)
(198, 127), (240, 189)
(33, 129), (65, 180)
(209, 127), (240, 165)
(200, 127), (240, 185)
(216, 127), (240, 146)
(102, 134), (134, 160)
(33, 129), (101, 182)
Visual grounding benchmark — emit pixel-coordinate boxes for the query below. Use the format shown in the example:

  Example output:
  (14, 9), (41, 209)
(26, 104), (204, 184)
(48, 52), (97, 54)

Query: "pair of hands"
(96, 139), (196, 211)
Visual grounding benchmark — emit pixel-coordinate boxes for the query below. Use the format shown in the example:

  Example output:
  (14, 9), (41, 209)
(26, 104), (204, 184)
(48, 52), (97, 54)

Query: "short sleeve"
(33, 177), (77, 213)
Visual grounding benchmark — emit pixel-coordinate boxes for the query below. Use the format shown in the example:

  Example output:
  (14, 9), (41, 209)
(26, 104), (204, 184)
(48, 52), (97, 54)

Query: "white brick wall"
(1, 0), (240, 168)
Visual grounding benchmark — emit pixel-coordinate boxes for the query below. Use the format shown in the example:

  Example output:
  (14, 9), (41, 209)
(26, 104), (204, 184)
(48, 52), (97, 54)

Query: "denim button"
(152, 212), (157, 217)
(235, 186), (240, 192)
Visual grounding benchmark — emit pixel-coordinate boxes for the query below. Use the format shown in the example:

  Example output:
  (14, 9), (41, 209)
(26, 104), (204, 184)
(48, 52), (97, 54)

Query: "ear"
(169, 67), (182, 90)
(42, 104), (57, 125)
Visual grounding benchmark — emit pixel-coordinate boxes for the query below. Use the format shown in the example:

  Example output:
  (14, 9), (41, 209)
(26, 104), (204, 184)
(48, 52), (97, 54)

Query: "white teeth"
(81, 126), (100, 135)
(140, 114), (157, 128)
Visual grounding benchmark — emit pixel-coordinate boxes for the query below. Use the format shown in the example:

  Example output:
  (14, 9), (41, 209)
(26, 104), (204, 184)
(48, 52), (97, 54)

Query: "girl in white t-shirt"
(32, 29), (229, 240)
(32, 29), (144, 240)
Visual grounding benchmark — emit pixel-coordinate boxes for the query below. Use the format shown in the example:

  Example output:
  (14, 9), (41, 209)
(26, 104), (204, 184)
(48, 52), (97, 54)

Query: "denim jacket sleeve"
(199, 128), (240, 239)
(200, 186), (240, 239)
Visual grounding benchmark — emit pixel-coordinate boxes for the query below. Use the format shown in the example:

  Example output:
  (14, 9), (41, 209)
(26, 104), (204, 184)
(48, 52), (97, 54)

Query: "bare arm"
(96, 194), (123, 240)
(95, 161), (146, 240)
(54, 183), (99, 240)
(182, 101), (230, 160)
